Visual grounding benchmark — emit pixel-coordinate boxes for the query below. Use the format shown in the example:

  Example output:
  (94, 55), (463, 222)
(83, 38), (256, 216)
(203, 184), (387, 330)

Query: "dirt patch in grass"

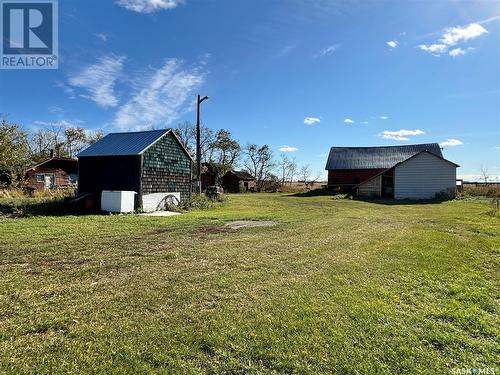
(224, 220), (277, 230)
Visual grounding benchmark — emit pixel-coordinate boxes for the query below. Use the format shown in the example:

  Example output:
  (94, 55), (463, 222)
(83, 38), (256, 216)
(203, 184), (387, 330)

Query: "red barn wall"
(328, 169), (385, 186)
(25, 167), (73, 190)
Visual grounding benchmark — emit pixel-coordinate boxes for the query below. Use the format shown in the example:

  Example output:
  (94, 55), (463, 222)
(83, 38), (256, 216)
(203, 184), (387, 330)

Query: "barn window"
(36, 174), (44, 182)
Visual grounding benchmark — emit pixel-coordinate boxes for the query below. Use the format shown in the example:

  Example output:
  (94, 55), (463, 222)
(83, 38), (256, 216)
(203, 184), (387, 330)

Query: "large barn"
(325, 143), (459, 199)
(77, 129), (193, 210)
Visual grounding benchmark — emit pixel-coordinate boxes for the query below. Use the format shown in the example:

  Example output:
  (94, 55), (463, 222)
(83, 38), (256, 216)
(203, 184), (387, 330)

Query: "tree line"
(0, 116), (317, 189)
(174, 122), (319, 190)
(0, 117), (103, 186)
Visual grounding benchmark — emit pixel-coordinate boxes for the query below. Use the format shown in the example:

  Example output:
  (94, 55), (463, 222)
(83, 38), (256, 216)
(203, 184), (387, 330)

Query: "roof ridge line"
(107, 128), (171, 135)
(329, 143), (439, 149)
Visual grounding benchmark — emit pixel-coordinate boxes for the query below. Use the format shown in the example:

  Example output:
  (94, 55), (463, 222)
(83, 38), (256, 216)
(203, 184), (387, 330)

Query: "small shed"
(201, 167), (256, 193)
(222, 170), (256, 193)
(25, 157), (78, 191)
(77, 129), (193, 210)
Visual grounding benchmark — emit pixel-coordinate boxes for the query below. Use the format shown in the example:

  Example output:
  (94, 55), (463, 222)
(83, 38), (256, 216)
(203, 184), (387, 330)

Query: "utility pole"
(196, 95), (209, 194)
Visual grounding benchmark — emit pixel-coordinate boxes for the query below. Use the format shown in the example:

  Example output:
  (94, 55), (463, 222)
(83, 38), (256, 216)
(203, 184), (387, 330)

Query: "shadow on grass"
(288, 188), (447, 205)
(288, 188), (337, 197)
(0, 197), (102, 218)
(355, 197), (445, 205)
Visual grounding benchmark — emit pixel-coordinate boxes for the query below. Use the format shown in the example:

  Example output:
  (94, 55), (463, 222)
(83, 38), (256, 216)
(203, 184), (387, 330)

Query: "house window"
(69, 174), (78, 184)
(36, 174), (44, 182)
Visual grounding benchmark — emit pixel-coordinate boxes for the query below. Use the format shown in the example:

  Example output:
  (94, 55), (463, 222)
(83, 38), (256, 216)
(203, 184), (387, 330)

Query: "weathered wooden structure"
(222, 170), (256, 193)
(77, 129), (193, 210)
(25, 157), (78, 191)
(201, 167), (256, 193)
(325, 143), (459, 199)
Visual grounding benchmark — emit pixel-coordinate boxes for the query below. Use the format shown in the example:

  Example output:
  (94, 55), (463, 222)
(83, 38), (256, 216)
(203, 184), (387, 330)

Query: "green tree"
(0, 119), (30, 186)
(64, 127), (87, 158)
(211, 129), (241, 167)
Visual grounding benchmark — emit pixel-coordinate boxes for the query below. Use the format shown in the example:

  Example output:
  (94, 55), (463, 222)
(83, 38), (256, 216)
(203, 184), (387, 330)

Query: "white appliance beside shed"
(101, 191), (136, 213)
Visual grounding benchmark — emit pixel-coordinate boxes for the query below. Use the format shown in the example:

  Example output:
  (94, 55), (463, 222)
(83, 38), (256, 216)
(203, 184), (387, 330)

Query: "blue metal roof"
(325, 143), (443, 170)
(77, 129), (171, 157)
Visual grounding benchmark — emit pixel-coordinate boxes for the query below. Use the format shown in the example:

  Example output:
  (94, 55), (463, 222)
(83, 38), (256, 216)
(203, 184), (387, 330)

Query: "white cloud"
(279, 145), (299, 153)
(418, 43), (448, 55)
(55, 81), (75, 99)
(274, 43), (298, 59)
(380, 129), (424, 141)
(449, 48), (466, 57)
(380, 115), (388, 120)
(49, 106), (64, 116)
(315, 44), (341, 58)
(440, 138), (463, 147)
(68, 55), (125, 108)
(440, 23), (488, 46)
(94, 33), (108, 42)
(304, 117), (320, 125)
(419, 22), (488, 57)
(114, 59), (204, 130)
(362, 121), (369, 125)
(115, 0), (184, 13)
(449, 47), (475, 57)
(387, 41), (398, 48)
(32, 119), (84, 129)
(344, 118), (354, 124)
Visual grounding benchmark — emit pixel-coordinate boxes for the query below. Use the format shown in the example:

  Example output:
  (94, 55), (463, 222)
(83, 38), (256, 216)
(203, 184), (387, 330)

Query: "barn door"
(381, 174), (394, 198)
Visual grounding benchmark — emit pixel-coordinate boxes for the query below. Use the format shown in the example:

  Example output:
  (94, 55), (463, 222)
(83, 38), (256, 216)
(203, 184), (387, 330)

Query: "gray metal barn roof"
(77, 129), (171, 157)
(325, 143), (443, 170)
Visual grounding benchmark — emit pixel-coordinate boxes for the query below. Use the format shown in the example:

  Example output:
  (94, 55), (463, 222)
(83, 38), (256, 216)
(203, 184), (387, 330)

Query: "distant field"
(0, 194), (498, 374)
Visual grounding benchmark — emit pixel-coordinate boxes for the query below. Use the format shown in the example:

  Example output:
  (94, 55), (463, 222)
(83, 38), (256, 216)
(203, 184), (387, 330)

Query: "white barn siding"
(358, 175), (381, 197)
(394, 152), (457, 200)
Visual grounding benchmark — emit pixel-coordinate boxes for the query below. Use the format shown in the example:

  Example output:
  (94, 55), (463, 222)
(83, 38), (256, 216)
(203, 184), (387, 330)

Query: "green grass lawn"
(0, 194), (498, 374)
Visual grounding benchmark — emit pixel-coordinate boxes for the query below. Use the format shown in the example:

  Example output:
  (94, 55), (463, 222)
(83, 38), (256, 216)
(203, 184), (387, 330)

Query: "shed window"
(36, 174), (44, 182)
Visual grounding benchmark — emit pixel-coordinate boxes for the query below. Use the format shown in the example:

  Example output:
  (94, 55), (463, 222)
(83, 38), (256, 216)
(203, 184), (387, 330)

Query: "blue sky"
(1, 0), (499, 180)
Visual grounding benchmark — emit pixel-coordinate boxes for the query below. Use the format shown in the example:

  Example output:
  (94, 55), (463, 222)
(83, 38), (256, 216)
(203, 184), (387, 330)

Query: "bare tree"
(287, 157), (297, 184)
(30, 122), (104, 160)
(31, 128), (54, 156)
(29, 123), (65, 160)
(86, 130), (104, 145)
(174, 121), (195, 153)
(174, 122), (214, 162)
(244, 143), (275, 189)
(277, 154), (297, 185)
(300, 164), (311, 185)
(277, 153), (290, 185)
(480, 165), (490, 184)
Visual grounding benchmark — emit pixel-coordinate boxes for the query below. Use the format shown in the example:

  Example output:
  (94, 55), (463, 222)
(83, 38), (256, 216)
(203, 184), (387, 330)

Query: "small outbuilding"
(201, 167), (256, 193)
(77, 129), (193, 210)
(222, 170), (256, 193)
(325, 143), (459, 199)
(25, 156), (78, 191)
